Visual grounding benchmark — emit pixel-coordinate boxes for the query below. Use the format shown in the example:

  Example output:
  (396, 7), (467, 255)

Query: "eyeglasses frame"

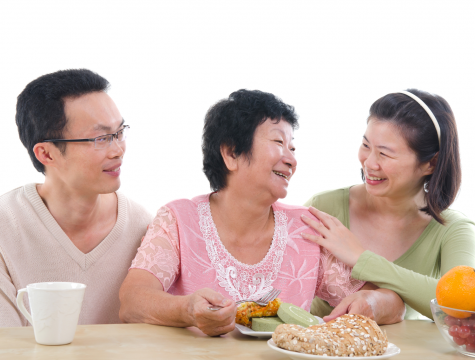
(42, 125), (130, 148)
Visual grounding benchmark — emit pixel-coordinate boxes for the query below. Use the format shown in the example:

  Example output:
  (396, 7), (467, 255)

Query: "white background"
(1, 0), (474, 219)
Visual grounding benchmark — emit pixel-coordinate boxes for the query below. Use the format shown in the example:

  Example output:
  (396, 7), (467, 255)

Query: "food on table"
(277, 302), (320, 327)
(443, 313), (475, 352)
(436, 265), (475, 318)
(251, 317), (284, 332)
(235, 298), (282, 328)
(272, 314), (388, 357)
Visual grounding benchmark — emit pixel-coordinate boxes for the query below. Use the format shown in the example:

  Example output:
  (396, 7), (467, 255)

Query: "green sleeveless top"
(305, 187), (475, 320)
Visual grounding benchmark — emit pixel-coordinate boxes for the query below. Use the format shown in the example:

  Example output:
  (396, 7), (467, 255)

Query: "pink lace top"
(130, 194), (364, 311)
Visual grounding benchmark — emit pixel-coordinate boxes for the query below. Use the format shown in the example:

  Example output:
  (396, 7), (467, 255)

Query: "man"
(0, 69), (152, 326)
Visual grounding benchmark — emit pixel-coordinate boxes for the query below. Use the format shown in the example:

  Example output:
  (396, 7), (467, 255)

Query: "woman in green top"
(301, 89), (475, 320)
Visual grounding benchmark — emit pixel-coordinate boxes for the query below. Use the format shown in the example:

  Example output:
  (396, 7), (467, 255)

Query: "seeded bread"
(272, 314), (388, 357)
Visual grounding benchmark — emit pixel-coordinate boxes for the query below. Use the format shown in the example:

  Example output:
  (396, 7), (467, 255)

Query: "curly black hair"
(202, 89), (299, 192)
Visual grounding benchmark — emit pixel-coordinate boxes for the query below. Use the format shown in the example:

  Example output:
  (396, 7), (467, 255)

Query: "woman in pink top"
(119, 90), (405, 336)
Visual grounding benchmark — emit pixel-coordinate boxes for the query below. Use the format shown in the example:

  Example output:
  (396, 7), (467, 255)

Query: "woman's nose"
(364, 150), (379, 171)
(284, 149), (297, 169)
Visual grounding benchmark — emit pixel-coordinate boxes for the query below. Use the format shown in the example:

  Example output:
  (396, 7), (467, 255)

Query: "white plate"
(235, 316), (324, 338)
(267, 339), (401, 359)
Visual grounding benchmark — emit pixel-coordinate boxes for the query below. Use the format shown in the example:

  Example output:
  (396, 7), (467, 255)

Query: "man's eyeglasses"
(43, 125), (130, 150)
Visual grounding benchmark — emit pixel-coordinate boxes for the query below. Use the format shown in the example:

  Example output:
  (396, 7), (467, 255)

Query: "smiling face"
(230, 118), (297, 201)
(358, 118), (433, 200)
(51, 91), (126, 195)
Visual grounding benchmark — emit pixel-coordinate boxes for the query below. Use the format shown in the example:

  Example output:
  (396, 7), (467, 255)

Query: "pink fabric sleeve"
(130, 206), (180, 292)
(315, 247), (366, 307)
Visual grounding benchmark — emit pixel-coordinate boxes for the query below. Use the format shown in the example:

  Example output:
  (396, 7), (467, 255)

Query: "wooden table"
(0, 320), (468, 360)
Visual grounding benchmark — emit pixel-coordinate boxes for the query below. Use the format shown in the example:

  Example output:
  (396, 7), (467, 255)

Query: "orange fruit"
(436, 265), (475, 318)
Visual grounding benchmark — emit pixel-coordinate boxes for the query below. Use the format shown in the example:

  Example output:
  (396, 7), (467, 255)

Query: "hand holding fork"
(208, 288), (281, 311)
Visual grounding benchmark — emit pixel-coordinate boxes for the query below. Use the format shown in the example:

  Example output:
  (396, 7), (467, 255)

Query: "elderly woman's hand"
(185, 288), (237, 337)
(323, 284), (406, 325)
(300, 207), (365, 267)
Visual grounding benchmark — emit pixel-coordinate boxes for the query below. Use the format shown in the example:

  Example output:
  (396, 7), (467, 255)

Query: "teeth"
(273, 171), (288, 179)
(367, 176), (383, 181)
(106, 167), (120, 172)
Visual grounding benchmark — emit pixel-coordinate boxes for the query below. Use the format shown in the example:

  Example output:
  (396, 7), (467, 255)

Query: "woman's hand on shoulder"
(300, 207), (365, 267)
(322, 283), (406, 325)
(185, 288), (236, 337)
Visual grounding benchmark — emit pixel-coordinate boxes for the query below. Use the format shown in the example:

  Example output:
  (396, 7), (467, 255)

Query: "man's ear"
(33, 143), (60, 170)
(220, 144), (238, 172)
(422, 152), (438, 176)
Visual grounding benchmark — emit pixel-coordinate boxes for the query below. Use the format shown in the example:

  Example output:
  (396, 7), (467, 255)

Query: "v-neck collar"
(344, 185), (437, 265)
(204, 193), (280, 268)
(24, 183), (127, 270)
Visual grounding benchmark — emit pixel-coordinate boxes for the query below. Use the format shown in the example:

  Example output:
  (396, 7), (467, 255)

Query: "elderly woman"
(302, 89), (475, 321)
(119, 90), (405, 336)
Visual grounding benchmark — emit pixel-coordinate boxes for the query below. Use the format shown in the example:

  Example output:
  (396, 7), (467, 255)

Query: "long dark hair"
(366, 89), (461, 224)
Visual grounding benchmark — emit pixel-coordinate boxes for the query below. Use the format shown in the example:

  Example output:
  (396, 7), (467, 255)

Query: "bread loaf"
(272, 314), (388, 357)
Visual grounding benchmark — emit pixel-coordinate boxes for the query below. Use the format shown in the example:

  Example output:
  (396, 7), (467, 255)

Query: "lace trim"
(198, 202), (287, 301)
(315, 247), (366, 307)
(130, 206), (180, 291)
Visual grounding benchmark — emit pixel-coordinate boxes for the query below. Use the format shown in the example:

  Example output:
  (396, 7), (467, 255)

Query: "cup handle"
(16, 288), (33, 325)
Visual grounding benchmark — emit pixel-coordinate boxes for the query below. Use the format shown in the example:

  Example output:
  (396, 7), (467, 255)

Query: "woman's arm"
(119, 269), (236, 336)
(314, 247), (405, 324)
(348, 220), (475, 319)
(119, 206), (236, 336)
(350, 252), (437, 318)
(322, 282), (406, 325)
(302, 208), (475, 319)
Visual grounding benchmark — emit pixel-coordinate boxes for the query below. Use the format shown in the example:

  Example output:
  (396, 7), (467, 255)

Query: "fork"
(236, 288), (281, 306)
(207, 288), (281, 311)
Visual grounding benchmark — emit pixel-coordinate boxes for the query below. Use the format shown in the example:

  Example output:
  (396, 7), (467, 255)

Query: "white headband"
(398, 90), (441, 147)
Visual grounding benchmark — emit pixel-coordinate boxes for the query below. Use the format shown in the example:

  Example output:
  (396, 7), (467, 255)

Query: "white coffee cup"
(16, 282), (86, 345)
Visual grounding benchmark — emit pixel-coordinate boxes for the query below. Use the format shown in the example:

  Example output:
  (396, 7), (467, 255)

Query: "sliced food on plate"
(235, 298), (282, 330)
(277, 302), (320, 328)
(235, 300), (398, 357)
(251, 316), (285, 331)
(235, 299), (320, 332)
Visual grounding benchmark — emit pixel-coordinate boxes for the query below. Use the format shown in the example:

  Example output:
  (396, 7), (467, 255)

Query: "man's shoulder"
(0, 185), (41, 253)
(0, 185), (25, 204)
(118, 192), (153, 225)
(0, 185), (30, 221)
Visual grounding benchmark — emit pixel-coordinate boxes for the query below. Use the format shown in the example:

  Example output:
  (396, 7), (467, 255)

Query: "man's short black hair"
(202, 89), (299, 192)
(16, 69), (110, 174)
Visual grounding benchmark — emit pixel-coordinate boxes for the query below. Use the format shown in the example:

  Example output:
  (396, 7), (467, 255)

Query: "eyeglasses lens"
(94, 135), (112, 149)
(117, 127), (128, 141)
(93, 127), (128, 149)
